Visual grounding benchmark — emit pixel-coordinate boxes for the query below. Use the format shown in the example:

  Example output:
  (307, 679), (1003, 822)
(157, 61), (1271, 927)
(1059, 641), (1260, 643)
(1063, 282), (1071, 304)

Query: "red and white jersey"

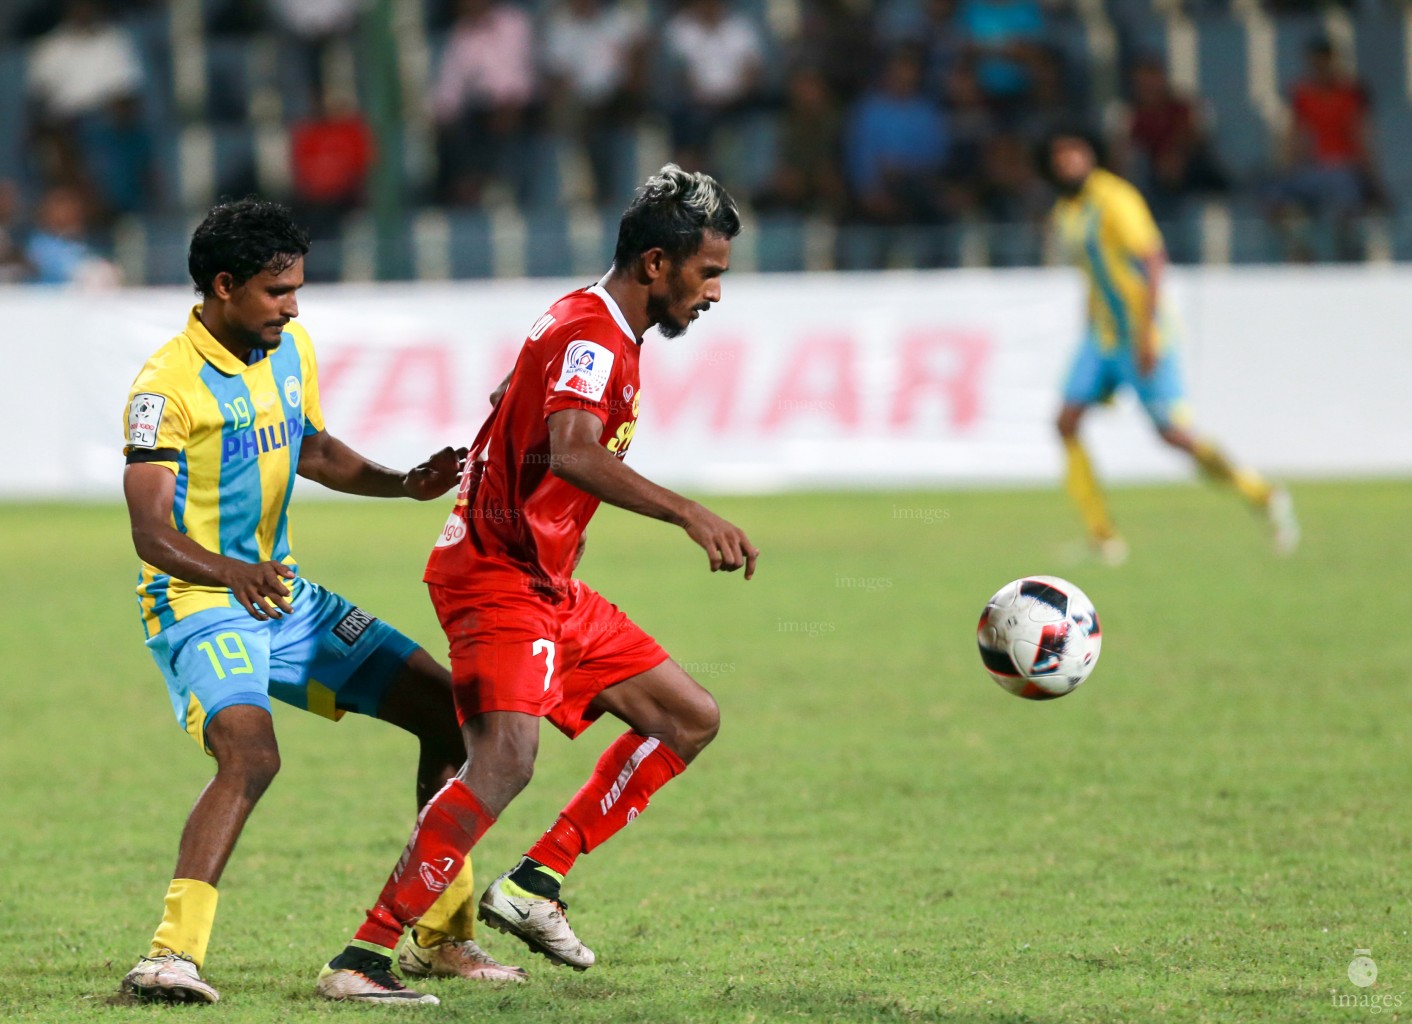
(425, 284), (642, 596)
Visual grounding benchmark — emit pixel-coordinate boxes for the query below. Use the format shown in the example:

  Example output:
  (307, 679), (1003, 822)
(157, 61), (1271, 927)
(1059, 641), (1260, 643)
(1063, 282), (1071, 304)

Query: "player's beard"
(243, 319), (289, 351)
(648, 266), (693, 339)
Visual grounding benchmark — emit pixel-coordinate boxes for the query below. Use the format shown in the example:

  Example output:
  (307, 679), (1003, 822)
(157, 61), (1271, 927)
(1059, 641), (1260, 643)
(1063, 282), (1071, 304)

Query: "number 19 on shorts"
(197, 632), (254, 679)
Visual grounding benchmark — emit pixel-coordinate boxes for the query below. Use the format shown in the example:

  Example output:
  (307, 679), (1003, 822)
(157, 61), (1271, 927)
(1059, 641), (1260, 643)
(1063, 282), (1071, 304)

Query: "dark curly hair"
(188, 198), (310, 297)
(612, 164), (740, 270)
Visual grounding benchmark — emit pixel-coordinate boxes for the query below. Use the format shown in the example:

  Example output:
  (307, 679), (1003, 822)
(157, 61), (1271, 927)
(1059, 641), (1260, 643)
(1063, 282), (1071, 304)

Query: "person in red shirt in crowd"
(289, 94), (374, 248)
(1113, 56), (1226, 219)
(1269, 36), (1382, 258)
(314, 165), (758, 1004)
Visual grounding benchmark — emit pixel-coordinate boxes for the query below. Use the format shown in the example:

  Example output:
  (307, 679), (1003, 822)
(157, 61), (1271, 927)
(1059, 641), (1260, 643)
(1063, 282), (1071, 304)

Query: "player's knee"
(472, 719), (538, 794)
(221, 746), (281, 801)
(498, 739), (537, 792)
(674, 690), (720, 761)
(1056, 411), (1079, 438)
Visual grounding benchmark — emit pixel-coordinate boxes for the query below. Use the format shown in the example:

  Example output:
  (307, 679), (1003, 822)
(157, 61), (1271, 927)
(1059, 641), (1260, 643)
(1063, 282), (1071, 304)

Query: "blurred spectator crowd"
(0, 0), (1402, 283)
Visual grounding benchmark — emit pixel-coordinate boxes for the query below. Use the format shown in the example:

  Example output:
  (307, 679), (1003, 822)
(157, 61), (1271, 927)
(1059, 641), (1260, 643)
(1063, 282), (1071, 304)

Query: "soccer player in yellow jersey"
(119, 200), (524, 1004)
(1047, 131), (1298, 562)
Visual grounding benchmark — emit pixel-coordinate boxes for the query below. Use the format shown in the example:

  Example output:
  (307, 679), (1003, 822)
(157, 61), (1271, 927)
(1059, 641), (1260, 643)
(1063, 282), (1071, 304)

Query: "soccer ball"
(976, 576), (1102, 700)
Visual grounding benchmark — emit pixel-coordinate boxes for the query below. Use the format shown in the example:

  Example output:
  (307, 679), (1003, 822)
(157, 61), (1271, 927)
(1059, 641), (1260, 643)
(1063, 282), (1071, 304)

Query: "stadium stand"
(0, 0), (1408, 282)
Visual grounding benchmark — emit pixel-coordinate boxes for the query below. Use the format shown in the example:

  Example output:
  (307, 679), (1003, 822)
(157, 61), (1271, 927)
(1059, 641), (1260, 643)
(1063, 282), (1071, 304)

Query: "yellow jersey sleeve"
(288, 322), (326, 435)
(1106, 180), (1163, 258)
(124, 372), (191, 474)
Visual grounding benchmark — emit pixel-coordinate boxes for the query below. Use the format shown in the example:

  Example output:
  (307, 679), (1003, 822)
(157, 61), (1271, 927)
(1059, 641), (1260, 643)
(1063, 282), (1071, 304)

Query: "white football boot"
(398, 933), (528, 982)
(1267, 486), (1300, 556)
(478, 871), (596, 970)
(120, 953), (219, 1004)
(316, 949), (439, 1005)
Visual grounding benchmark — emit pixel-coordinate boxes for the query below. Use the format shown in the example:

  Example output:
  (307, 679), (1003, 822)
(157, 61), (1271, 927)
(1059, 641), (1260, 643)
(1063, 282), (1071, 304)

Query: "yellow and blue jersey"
(1052, 168), (1166, 352)
(123, 307), (325, 639)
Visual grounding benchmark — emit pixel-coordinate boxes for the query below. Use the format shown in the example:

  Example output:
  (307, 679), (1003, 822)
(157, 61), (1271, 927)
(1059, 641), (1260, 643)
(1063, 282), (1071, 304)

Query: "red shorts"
(429, 579), (669, 739)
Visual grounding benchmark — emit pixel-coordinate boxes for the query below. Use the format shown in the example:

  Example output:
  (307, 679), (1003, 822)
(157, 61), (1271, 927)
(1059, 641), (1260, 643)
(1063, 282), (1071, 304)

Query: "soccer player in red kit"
(316, 165), (758, 1004)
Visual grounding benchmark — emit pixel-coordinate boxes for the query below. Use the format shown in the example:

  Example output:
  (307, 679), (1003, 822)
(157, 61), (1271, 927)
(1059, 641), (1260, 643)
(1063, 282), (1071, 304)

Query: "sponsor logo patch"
(554, 340), (614, 402)
(332, 607), (377, 646)
(127, 393), (167, 449)
(434, 511), (466, 548)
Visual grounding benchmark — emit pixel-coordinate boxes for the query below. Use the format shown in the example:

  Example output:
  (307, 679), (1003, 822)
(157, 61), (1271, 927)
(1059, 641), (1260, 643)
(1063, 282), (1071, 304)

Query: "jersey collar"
(185, 305), (258, 376)
(587, 281), (638, 345)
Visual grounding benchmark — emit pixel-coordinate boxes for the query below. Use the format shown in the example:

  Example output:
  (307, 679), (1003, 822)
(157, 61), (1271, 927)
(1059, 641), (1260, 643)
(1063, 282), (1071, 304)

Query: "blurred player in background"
(1047, 131), (1299, 563)
(119, 199), (523, 1004)
(316, 165), (757, 1004)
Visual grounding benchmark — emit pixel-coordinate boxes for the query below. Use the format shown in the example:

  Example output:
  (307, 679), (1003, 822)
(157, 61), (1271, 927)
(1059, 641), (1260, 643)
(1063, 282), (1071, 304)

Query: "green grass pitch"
(0, 480), (1408, 1022)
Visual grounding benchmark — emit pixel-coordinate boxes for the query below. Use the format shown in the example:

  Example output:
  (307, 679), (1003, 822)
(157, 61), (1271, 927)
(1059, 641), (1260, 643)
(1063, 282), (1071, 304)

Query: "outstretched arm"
(1136, 247), (1166, 377)
(547, 408), (758, 578)
(124, 463), (295, 619)
(297, 430), (465, 500)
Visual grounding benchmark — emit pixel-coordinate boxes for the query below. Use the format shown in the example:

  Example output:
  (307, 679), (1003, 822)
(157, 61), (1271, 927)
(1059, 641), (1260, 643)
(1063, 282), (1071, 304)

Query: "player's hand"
(224, 560), (296, 620)
(681, 504), (759, 580)
(404, 446), (468, 500)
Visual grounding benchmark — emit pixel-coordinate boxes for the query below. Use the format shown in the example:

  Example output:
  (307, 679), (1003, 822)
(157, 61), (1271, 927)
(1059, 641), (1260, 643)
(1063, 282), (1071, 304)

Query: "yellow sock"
(149, 878), (219, 968)
(412, 859), (475, 947)
(1063, 437), (1117, 541)
(1192, 440), (1272, 509)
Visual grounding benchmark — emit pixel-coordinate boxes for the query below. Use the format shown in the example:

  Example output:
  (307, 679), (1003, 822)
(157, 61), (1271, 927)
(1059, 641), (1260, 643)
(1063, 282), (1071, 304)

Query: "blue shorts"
(1061, 333), (1190, 429)
(145, 577), (420, 752)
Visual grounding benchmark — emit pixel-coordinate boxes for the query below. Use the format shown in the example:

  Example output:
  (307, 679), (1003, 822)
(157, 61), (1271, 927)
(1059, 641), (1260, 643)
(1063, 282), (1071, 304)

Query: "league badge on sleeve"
(127, 393), (167, 448)
(554, 341), (615, 403)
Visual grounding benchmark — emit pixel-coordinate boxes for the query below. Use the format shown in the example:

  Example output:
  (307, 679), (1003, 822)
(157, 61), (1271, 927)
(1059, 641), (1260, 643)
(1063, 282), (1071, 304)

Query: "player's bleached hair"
(612, 164), (741, 269)
(188, 197), (310, 297)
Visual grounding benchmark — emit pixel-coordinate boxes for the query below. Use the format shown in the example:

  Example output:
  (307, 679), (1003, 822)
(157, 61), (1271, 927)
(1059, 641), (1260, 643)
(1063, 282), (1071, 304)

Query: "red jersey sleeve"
(541, 324), (630, 424)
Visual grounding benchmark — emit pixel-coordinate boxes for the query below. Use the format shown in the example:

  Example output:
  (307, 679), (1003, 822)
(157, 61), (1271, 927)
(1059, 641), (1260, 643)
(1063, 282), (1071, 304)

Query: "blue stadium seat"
(520, 133), (565, 211)
(523, 207), (572, 277)
(1273, 14), (1327, 96)
(756, 214), (807, 272)
(1109, 0), (1166, 66)
(1354, 9), (1412, 202)
(1045, 17), (1097, 119)
(143, 213), (198, 285)
(1195, 16), (1271, 180)
(446, 209), (495, 279)
(874, 0), (928, 41)
(1390, 211), (1412, 261)
(204, 37), (253, 123)
(592, 209), (621, 268)
(986, 221), (1043, 268)
(1155, 207), (1201, 265)
(1225, 195), (1282, 265)
(210, 123), (259, 199)
(124, 7), (175, 119)
(0, 46), (24, 182)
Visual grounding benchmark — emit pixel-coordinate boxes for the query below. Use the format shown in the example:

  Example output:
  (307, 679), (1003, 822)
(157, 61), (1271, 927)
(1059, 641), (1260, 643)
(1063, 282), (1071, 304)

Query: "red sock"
(528, 732), (685, 874)
(353, 778), (495, 950)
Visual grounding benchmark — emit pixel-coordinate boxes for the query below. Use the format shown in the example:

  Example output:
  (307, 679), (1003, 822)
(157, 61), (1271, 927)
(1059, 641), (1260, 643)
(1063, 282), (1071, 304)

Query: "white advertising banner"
(2, 266), (1409, 498)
